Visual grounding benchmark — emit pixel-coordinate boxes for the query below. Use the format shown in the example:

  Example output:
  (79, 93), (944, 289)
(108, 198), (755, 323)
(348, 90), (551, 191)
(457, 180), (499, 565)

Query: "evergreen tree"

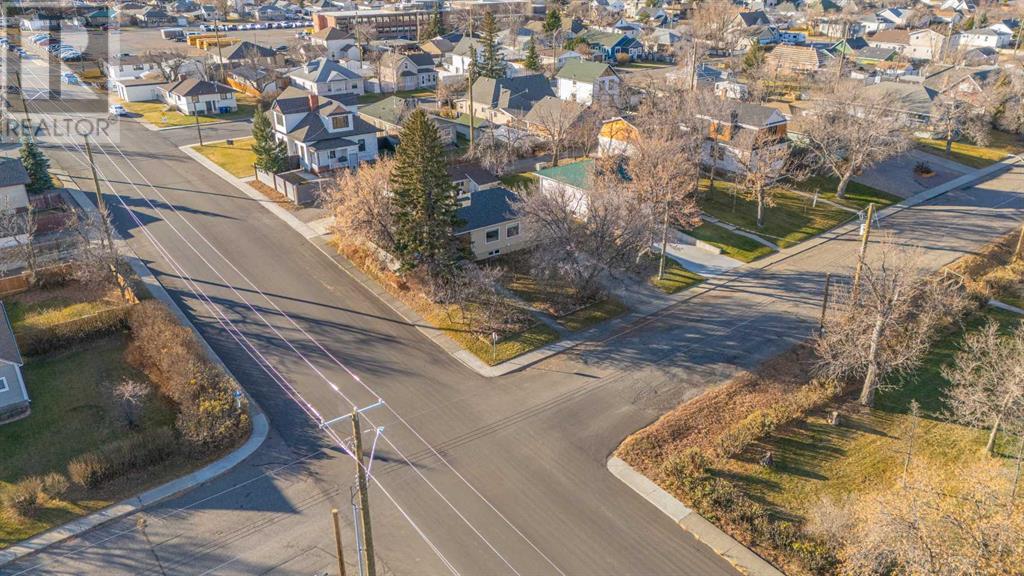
(523, 39), (542, 72)
(251, 105), (288, 173)
(389, 109), (460, 272)
(18, 135), (52, 194)
(742, 41), (764, 71)
(476, 11), (506, 79)
(543, 7), (562, 34)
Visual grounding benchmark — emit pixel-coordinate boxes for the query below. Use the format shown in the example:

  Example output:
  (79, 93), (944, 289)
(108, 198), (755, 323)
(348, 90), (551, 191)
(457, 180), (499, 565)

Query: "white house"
(0, 158), (31, 217)
(555, 60), (620, 106)
(0, 301), (28, 425)
(377, 52), (437, 93)
(288, 58), (365, 96)
(158, 78), (238, 115)
(102, 54), (160, 82)
(868, 28), (948, 61)
(454, 186), (527, 260)
(310, 26), (360, 60)
(269, 87), (380, 174)
(954, 28), (1012, 49)
(113, 76), (166, 102)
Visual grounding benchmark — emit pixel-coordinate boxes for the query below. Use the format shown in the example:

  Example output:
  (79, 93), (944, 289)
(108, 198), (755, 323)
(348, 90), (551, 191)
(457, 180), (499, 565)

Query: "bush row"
(17, 305), (132, 356)
(125, 301), (250, 454)
(67, 427), (177, 489)
(715, 379), (841, 459)
(1, 472), (70, 519)
(663, 450), (839, 575)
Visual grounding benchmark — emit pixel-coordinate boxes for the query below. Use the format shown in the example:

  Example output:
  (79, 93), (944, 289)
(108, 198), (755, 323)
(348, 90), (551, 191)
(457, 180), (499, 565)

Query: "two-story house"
(269, 86), (380, 174)
(158, 78), (238, 115)
(696, 102), (789, 175)
(461, 74), (554, 125)
(377, 52), (437, 92)
(575, 29), (644, 62)
(868, 28), (947, 61)
(555, 60), (620, 105)
(288, 58), (365, 96)
(310, 26), (360, 60)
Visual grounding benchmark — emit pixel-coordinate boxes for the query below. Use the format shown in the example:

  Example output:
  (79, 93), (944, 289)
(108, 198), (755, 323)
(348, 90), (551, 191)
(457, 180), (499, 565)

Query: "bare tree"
(143, 49), (193, 82)
(514, 161), (656, 303)
(932, 96), (992, 156)
(842, 459), (1024, 576)
(815, 241), (972, 407)
(113, 378), (150, 429)
(943, 320), (1024, 455)
(67, 207), (134, 303)
(728, 128), (802, 228)
(0, 201), (38, 283)
(528, 98), (584, 167)
(689, 0), (739, 55)
(321, 157), (397, 253)
(802, 83), (912, 198)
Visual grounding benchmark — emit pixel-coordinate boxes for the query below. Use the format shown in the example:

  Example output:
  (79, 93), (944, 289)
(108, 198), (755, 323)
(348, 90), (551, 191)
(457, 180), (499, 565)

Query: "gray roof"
(289, 58), (362, 83)
(0, 158), (31, 188)
(447, 163), (498, 187)
(522, 95), (584, 126)
(161, 78), (234, 97)
(856, 46), (896, 60)
(706, 101), (786, 128)
(455, 186), (520, 234)
(737, 10), (771, 26)
(0, 302), (22, 365)
(555, 60), (615, 83)
(862, 82), (938, 116)
(224, 41), (277, 61)
(471, 74), (554, 113)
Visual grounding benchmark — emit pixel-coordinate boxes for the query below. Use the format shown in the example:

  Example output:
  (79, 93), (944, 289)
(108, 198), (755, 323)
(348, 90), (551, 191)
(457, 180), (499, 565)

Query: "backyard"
(192, 137), (258, 178)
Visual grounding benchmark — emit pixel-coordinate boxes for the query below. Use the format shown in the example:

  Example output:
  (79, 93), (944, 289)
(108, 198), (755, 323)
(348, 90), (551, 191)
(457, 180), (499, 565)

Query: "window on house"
(0, 376), (7, 392)
(485, 228), (499, 242)
(331, 115), (351, 130)
(329, 150), (337, 159)
(506, 224), (520, 238)
(358, 139), (366, 152)
(273, 112), (285, 129)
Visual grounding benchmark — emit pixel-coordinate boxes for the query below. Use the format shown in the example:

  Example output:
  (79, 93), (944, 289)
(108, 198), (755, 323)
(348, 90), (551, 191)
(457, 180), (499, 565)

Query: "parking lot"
(112, 25), (310, 55)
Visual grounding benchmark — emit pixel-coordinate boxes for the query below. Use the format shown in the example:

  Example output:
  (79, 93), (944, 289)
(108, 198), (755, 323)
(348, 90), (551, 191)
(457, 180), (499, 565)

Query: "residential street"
(3, 107), (1022, 576)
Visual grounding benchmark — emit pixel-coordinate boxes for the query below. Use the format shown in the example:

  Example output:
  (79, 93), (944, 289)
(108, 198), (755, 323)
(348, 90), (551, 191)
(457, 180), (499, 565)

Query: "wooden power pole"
(331, 509), (347, 576)
(352, 410), (376, 576)
(84, 135), (115, 252)
(852, 203), (875, 301)
(1014, 222), (1024, 262)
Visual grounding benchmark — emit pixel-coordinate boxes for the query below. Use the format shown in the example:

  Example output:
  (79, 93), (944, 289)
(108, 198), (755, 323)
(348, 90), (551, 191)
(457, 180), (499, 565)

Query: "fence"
(254, 167), (322, 206)
(0, 263), (75, 297)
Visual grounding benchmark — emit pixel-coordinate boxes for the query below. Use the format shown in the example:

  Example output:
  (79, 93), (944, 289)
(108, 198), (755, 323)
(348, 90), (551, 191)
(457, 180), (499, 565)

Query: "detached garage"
(114, 77), (165, 102)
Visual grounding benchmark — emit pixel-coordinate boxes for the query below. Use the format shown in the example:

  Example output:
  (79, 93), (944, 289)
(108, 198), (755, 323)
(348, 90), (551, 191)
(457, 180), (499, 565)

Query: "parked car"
(109, 104), (128, 116)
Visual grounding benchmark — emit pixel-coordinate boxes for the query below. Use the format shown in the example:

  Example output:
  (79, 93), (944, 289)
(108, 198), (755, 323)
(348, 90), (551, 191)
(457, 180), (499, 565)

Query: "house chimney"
(308, 93), (319, 110)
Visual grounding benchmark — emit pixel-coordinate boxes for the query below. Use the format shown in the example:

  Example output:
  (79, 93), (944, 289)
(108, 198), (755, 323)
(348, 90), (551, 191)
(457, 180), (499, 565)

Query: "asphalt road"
(3, 101), (1023, 576)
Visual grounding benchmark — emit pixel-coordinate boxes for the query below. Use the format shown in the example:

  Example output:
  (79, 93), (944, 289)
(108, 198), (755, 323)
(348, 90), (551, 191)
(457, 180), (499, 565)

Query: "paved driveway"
(855, 148), (972, 198)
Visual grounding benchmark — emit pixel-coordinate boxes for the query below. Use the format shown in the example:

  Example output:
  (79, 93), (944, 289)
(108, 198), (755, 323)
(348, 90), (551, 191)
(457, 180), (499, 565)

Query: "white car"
(109, 104), (128, 116)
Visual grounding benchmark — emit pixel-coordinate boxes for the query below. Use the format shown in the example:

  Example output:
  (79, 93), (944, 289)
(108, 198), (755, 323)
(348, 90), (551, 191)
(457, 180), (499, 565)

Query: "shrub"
(69, 427), (178, 489)
(41, 472), (69, 499)
(18, 305), (131, 356)
(2, 477), (45, 518)
(615, 52), (630, 65)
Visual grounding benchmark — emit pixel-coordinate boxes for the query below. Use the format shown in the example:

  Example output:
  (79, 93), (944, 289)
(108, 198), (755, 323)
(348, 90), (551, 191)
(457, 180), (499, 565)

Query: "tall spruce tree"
(251, 105), (288, 173)
(523, 39), (541, 72)
(543, 7), (562, 34)
(389, 109), (460, 272)
(18, 135), (52, 194)
(476, 12), (506, 79)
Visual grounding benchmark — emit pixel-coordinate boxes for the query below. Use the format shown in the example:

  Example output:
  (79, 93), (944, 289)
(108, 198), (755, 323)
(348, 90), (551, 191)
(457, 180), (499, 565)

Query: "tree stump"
(828, 410), (842, 427)
(759, 451), (774, 468)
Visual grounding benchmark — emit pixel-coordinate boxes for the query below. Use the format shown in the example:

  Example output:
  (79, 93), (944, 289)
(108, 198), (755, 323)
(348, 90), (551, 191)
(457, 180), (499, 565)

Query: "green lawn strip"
(192, 137), (257, 178)
(916, 138), (1005, 169)
(7, 287), (120, 335)
(700, 180), (853, 249)
(715, 308), (1022, 522)
(499, 172), (539, 191)
(687, 222), (775, 263)
(425, 306), (559, 365)
(649, 257), (706, 294)
(357, 89), (435, 105)
(557, 298), (628, 331)
(788, 175), (901, 210)
(121, 101), (255, 128)
(0, 336), (180, 547)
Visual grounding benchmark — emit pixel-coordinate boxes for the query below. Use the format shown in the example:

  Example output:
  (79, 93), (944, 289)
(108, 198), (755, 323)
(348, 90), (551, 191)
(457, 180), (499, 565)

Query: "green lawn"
(0, 336), (177, 547)
(701, 180), (854, 249)
(789, 175), (902, 210)
(716, 308), (1023, 522)
(688, 222), (776, 263)
(649, 257), (706, 294)
(916, 130), (1024, 169)
(121, 100), (255, 129)
(558, 298), (628, 331)
(357, 88), (435, 105)
(192, 138), (257, 178)
(426, 305), (560, 365)
(499, 172), (539, 191)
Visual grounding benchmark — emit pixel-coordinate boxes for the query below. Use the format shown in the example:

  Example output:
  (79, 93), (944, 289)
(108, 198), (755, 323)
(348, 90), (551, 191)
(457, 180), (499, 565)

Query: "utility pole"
(331, 509), (347, 576)
(85, 135), (115, 252)
(214, 16), (226, 84)
(194, 110), (204, 147)
(467, 11), (475, 155)
(852, 202), (875, 301)
(352, 409), (376, 576)
(818, 272), (831, 334)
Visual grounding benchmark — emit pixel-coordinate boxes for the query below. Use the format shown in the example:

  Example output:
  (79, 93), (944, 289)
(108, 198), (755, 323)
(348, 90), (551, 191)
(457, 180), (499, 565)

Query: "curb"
(0, 180), (271, 569)
(606, 457), (784, 576)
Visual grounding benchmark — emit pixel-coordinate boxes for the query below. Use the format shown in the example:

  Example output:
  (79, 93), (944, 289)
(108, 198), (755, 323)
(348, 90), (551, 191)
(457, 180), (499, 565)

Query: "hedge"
(17, 305), (132, 356)
(67, 427), (177, 489)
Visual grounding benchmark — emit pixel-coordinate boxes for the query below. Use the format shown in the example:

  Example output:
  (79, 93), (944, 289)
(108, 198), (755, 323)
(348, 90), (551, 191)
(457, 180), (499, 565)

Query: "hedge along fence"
(17, 305), (134, 357)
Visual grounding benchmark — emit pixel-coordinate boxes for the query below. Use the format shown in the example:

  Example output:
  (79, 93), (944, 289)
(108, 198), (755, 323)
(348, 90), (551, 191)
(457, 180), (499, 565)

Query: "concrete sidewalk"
(658, 230), (745, 278)
(0, 176), (271, 569)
